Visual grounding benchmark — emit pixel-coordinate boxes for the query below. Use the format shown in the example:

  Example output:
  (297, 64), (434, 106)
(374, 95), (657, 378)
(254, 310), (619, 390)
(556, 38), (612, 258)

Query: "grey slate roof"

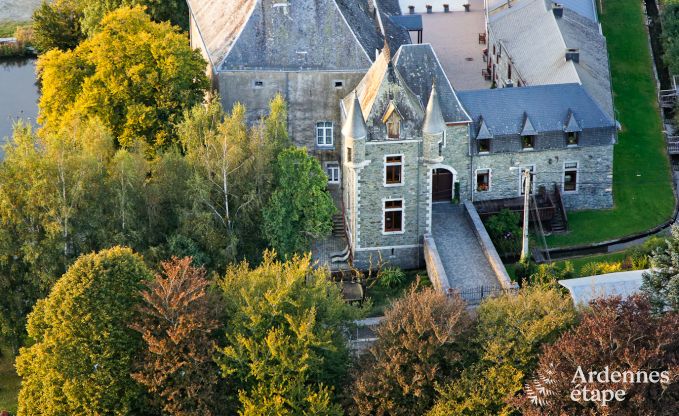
(393, 44), (471, 123)
(458, 83), (615, 137)
(188, 0), (392, 71)
(488, 0), (598, 22)
(487, 0), (613, 117)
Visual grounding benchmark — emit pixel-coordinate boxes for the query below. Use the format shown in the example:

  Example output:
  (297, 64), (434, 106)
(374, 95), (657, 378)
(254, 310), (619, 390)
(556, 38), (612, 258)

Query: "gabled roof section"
(345, 49), (391, 120)
(393, 44), (471, 123)
(487, 0), (598, 22)
(476, 117), (493, 140)
(564, 109), (582, 132)
(382, 101), (403, 123)
(188, 0), (385, 71)
(458, 84), (615, 137)
(520, 113), (538, 136)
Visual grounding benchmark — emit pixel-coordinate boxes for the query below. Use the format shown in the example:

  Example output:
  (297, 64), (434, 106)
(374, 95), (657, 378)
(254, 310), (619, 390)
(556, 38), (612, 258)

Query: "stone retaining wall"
(423, 233), (451, 293)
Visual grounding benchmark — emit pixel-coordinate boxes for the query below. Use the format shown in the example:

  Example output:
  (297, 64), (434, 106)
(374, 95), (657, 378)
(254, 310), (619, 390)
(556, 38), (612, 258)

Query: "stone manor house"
(187, 0), (616, 270)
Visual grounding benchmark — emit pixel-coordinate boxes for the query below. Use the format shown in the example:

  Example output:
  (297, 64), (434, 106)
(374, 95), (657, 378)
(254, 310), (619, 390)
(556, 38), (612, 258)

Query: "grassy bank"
(0, 347), (19, 413)
(546, 0), (675, 248)
(0, 20), (27, 38)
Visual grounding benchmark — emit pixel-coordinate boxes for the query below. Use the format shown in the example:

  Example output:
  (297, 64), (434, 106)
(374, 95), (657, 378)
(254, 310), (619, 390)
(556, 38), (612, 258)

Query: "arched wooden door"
(432, 168), (453, 201)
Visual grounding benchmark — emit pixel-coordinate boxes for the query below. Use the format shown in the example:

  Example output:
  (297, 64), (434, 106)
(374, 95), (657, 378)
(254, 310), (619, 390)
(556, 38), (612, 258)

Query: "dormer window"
(567, 131), (579, 146)
(386, 114), (400, 139)
(382, 102), (402, 139)
(522, 135), (535, 149)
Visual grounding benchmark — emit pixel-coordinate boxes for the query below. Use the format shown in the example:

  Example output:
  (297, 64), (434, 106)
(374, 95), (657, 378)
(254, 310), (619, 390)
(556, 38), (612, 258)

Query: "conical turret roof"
(342, 92), (368, 139)
(423, 83), (446, 134)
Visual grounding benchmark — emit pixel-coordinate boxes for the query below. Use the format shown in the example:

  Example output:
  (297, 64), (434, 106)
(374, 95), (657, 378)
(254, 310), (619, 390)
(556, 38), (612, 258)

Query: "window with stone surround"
(476, 169), (491, 192)
(521, 135), (535, 150)
(385, 155), (403, 186)
(563, 162), (578, 192)
(384, 200), (403, 233)
(347, 147), (352, 162)
(316, 122), (333, 147)
(325, 162), (339, 184)
(386, 114), (401, 139)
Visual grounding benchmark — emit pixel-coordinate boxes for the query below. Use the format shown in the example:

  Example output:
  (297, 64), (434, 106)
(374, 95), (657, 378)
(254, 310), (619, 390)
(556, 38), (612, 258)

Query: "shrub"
(485, 209), (522, 257)
(378, 266), (406, 288)
(580, 261), (622, 276)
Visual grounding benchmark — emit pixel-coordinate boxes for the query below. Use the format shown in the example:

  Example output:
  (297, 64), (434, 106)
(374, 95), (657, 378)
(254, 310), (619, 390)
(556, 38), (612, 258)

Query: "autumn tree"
(216, 251), (363, 415)
(15, 247), (152, 416)
(429, 286), (577, 416)
(131, 257), (220, 416)
(31, 0), (85, 52)
(37, 6), (208, 151)
(517, 295), (679, 416)
(263, 148), (335, 258)
(642, 225), (679, 311)
(351, 286), (470, 416)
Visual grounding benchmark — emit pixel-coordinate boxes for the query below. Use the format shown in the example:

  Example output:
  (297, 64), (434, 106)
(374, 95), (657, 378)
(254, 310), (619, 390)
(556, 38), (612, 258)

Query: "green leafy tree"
(179, 96), (290, 266)
(429, 286), (576, 416)
(32, 0), (85, 52)
(642, 225), (679, 311)
(662, 0), (679, 75)
(0, 120), (113, 352)
(15, 247), (153, 416)
(131, 257), (220, 416)
(351, 286), (470, 416)
(216, 251), (362, 415)
(263, 148), (335, 258)
(37, 6), (208, 151)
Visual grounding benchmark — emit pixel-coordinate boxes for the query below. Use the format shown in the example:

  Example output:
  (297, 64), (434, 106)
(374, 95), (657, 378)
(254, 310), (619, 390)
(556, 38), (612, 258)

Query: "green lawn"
(0, 20), (28, 38)
(0, 347), (19, 414)
(546, 0), (675, 248)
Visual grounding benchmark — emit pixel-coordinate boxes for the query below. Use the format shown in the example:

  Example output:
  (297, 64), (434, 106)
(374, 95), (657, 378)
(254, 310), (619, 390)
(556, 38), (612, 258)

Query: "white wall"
(397, 0), (469, 13)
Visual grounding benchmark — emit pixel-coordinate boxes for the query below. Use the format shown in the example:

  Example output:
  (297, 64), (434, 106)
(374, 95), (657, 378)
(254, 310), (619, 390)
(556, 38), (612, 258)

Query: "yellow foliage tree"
(37, 6), (209, 152)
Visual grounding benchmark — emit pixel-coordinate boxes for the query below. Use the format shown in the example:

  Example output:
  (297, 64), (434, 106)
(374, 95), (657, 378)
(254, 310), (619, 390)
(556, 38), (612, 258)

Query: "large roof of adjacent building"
(187, 0), (410, 72)
(487, 0), (613, 117)
(458, 83), (615, 137)
(487, 0), (598, 22)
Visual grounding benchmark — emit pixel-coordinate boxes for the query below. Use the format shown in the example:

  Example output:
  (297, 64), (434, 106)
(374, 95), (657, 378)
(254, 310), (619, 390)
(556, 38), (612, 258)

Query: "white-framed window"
(563, 161), (578, 193)
(476, 168), (491, 192)
(518, 165), (536, 195)
(384, 154), (403, 186)
(325, 162), (340, 184)
(383, 199), (404, 234)
(316, 122), (333, 147)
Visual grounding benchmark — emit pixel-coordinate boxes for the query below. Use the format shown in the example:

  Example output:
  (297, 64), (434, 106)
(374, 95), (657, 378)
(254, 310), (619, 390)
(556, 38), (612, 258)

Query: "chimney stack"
(565, 48), (580, 63)
(553, 3), (563, 18)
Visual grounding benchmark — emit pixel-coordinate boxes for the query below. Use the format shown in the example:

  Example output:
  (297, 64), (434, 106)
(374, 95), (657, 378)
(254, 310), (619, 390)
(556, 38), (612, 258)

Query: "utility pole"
(520, 168), (531, 262)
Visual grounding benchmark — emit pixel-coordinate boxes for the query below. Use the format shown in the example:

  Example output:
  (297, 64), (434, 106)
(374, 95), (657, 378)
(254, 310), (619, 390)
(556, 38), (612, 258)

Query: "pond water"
(0, 58), (39, 153)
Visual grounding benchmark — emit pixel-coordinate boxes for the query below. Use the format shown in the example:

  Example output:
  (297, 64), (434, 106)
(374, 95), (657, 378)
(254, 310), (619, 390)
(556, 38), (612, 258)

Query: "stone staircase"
(332, 214), (346, 237)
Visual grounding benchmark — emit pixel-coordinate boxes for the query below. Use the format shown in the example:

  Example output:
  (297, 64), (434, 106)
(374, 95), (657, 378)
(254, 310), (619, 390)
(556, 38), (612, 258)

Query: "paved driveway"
(431, 203), (499, 289)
